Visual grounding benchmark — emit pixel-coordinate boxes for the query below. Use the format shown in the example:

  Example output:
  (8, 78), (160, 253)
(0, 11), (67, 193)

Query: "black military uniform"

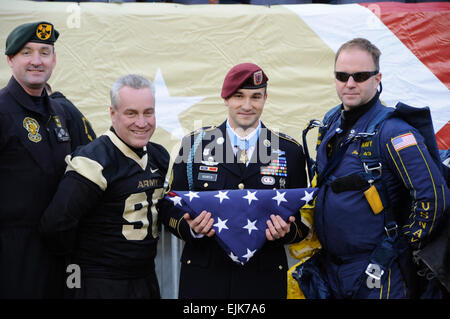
(158, 63), (308, 298)
(49, 90), (96, 149)
(40, 129), (169, 299)
(0, 22), (92, 298)
(0, 77), (76, 298)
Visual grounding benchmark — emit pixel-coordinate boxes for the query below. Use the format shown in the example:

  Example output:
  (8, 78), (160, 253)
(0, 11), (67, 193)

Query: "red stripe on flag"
(436, 122), (450, 150)
(361, 2), (450, 89)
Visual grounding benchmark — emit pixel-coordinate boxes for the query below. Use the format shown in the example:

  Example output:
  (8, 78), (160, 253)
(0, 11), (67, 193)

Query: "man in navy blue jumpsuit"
(314, 38), (449, 299)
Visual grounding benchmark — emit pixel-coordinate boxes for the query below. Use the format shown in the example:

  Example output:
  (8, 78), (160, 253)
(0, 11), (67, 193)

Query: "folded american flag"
(166, 188), (318, 265)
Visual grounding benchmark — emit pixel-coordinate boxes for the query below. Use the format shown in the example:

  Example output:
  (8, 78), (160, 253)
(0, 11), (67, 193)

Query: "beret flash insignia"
(253, 70), (263, 86)
(36, 23), (52, 41)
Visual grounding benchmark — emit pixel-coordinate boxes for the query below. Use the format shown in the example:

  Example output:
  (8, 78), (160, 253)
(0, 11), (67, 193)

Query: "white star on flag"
(154, 68), (206, 139)
(229, 251), (240, 264)
(184, 191), (200, 202)
(301, 190), (315, 204)
(213, 217), (229, 233)
(243, 219), (258, 235)
(243, 190), (258, 205)
(169, 196), (183, 207)
(214, 191), (230, 203)
(272, 190), (287, 206)
(165, 187), (318, 265)
(242, 248), (257, 262)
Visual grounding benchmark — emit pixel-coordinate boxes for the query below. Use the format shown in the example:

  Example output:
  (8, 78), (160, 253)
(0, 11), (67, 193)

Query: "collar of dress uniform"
(226, 119), (261, 150)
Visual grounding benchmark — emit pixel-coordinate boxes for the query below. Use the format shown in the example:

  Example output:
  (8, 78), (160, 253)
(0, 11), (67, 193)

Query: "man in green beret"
(5, 22), (59, 95)
(0, 21), (93, 298)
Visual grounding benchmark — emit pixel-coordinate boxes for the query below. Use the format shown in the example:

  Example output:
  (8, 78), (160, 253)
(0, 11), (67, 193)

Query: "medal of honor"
(239, 149), (248, 163)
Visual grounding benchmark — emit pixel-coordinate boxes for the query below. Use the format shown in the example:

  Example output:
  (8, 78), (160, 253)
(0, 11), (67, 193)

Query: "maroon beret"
(221, 63), (268, 99)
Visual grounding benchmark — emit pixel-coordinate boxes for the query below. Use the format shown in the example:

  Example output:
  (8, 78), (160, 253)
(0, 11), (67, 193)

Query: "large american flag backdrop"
(0, 1), (448, 155)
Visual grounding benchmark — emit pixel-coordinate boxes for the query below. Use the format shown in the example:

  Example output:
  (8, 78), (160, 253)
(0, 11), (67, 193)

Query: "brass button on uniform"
(203, 182), (209, 188)
(278, 265), (283, 270)
(187, 260), (191, 264)
(238, 183), (244, 189)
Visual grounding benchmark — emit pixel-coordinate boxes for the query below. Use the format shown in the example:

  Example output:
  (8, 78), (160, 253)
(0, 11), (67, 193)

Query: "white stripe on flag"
(284, 4), (450, 132)
(392, 133), (417, 151)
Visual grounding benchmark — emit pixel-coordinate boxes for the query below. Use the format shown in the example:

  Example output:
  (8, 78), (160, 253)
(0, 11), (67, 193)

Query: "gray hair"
(110, 74), (155, 109)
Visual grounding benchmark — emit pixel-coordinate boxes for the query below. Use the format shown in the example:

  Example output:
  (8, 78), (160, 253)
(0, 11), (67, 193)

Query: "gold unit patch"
(36, 23), (52, 40)
(23, 117), (42, 143)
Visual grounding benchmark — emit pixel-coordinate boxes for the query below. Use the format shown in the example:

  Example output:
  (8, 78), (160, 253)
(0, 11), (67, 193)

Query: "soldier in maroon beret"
(160, 63), (308, 299)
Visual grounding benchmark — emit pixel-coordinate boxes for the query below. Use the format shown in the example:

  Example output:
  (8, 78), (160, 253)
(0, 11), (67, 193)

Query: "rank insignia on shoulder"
(23, 117), (42, 143)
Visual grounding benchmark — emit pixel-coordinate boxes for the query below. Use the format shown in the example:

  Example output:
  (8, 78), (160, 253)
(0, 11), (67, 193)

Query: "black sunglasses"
(335, 71), (379, 83)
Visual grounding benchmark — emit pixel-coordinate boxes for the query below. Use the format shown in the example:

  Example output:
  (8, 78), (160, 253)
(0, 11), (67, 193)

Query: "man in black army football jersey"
(0, 21), (94, 298)
(41, 74), (169, 299)
(158, 63), (308, 299)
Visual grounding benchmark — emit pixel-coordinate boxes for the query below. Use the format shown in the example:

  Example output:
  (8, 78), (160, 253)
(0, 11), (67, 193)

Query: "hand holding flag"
(165, 188), (318, 265)
(183, 210), (215, 237)
(266, 214), (296, 241)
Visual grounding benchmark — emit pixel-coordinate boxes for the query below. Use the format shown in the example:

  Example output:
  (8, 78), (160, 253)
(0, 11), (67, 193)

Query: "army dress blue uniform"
(159, 120), (308, 299)
(314, 97), (449, 298)
(0, 76), (90, 298)
(40, 128), (169, 298)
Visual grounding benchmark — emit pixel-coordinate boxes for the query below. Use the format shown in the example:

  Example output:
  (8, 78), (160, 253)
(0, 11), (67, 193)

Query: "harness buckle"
(363, 162), (382, 175)
(356, 132), (376, 138)
(384, 223), (398, 238)
(353, 131), (376, 141)
(305, 119), (324, 130)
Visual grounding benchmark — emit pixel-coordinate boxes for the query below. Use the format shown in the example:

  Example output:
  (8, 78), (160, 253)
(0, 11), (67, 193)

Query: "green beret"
(5, 21), (59, 56)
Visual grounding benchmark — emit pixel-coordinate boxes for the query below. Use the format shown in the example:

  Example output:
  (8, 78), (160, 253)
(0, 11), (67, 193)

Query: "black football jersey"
(41, 129), (169, 279)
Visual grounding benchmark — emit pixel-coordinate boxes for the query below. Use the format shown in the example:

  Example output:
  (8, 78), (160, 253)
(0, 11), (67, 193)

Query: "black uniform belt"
(330, 173), (369, 193)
